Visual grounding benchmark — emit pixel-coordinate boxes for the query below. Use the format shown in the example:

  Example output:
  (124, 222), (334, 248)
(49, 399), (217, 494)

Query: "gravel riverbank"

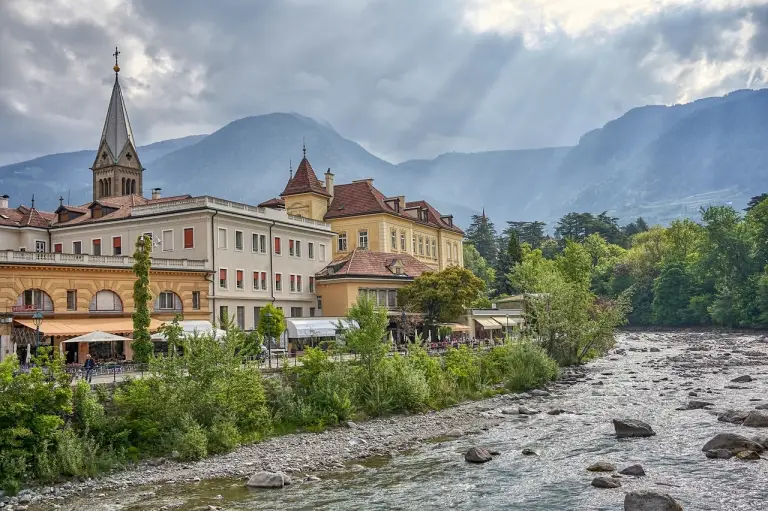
(12, 329), (768, 510)
(9, 354), (587, 509)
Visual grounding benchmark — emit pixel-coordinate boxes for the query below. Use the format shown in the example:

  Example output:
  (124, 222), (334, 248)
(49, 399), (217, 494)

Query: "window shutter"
(220, 269), (227, 280)
(237, 270), (243, 280)
(184, 228), (193, 248)
(113, 237), (121, 248)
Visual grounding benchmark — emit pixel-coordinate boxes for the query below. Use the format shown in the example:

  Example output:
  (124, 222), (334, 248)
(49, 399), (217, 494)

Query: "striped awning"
(474, 317), (502, 330)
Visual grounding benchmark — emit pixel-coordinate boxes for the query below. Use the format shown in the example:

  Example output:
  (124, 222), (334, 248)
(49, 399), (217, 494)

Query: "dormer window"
(126, 153), (132, 160)
(101, 152), (107, 159)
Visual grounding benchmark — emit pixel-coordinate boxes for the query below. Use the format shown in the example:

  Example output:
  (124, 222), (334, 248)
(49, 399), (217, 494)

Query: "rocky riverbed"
(11, 330), (768, 510)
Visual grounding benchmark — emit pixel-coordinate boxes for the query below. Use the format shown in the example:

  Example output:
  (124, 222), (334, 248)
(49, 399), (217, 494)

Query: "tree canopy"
(398, 266), (485, 326)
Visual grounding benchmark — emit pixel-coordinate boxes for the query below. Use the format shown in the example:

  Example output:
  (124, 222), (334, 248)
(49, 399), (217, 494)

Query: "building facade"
(0, 56), (333, 360)
(269, 156), (465, 270)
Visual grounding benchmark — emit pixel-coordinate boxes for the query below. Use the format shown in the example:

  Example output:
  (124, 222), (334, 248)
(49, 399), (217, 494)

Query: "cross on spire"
(113, 46), (121, 73)
(289, 159), (293, 179)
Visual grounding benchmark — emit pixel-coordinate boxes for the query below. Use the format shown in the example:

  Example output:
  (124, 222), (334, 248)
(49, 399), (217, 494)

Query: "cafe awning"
(14, 318), (164, 337)
(61, 331), (131, 344)
(491, 316), (523, 327)
(474, 317), (502, 330)
(285, 318), (358, 338)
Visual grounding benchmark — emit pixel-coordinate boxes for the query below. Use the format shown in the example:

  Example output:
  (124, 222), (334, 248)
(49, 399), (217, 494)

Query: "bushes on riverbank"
(0, 303), (561, 493)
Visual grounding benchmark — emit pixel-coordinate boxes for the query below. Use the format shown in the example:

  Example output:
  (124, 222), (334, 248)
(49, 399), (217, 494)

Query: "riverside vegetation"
(0, 233), (629, 494)
(465, 196), (768, 329)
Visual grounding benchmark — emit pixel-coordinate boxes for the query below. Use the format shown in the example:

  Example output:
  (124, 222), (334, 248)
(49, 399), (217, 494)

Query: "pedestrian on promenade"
(83, 353), (95, 383)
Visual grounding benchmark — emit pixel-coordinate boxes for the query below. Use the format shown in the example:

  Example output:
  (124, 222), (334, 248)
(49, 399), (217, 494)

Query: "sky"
(2, 0), (768, 165)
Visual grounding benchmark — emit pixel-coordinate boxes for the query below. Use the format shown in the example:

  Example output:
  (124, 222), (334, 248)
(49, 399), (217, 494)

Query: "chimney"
(324, 168), (334, 197)
(151, 188), (162, 200)
(0, 195), (8, 209)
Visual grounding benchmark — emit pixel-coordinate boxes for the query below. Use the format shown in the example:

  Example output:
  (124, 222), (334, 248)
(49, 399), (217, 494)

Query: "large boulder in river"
(717, 410), (748, 424)
(587, 461), (616, 472)
(465, 447), (493, 463)
(731, 375), (753, 383)
(246, 471), (286, 488)
(613, 419), (656, 438)
(591, 476), (621, 489)
(743, 411), (768, 428)
(701, 433), (764, 454)
(624, 491), (683, 511)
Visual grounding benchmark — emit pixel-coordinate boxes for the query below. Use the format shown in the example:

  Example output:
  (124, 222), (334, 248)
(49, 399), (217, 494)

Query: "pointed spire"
(289, 159), (293, 180)
(280, 150), (330, 198)
(31, 194), (35, 209)
(482, 207), (486, 219)
(98, 50), (136, 163)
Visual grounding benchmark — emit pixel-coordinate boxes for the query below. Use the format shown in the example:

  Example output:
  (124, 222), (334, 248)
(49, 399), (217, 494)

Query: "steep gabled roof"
(281, 157), (330, 197)
(316, 249), (433, 279)
(98, 74), (137, 164)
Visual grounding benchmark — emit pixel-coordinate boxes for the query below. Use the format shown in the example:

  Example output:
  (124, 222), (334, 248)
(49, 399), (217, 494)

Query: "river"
(31, 331), (768, 510)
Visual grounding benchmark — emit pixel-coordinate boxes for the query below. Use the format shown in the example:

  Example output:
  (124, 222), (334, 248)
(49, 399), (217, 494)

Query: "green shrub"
(500, 342), (559, 392)
(206, 421), (241, 455)
(382, 355), (430, 412)
(444, 346), (482, 393)
(170, 417), (208, 461)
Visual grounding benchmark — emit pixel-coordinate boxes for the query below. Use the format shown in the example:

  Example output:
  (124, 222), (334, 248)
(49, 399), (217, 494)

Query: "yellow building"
(314, 249), (433, 318)
(0, 255), (210, 362)
(276, 154), (465, 271)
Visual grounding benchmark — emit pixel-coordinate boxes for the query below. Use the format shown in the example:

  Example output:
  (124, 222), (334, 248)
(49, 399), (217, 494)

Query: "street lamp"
(264, 311), (272, 368)
(32, 311), (44, 355)
(505, 314), (510, 340)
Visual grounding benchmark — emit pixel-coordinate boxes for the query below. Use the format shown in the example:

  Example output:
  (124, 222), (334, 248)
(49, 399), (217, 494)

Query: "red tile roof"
(323, 180), (464, 234)
(316, 249), (433, 279)
(0, 205), (56, 228)
(53, 194), (193, 226)
(405, 200), (464, 235)
(258, 197), (285, 208)
(281, 157), (330, 197)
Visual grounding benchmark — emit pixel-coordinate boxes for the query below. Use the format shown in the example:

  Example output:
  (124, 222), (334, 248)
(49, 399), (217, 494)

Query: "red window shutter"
(54, 243), (63, 253)
(253, 271), (258, 280)
(261, 272), (267, 285)
(220, 269), (226, 280)
(276, 274), (281, 282)
(93, 239), (101, 246)
(113, 237), (121, 248)
(237, 270), (243, 280)
(184, 228), (193, 248)
(275, 237), (281, 253)
(297, 275), (302, 285)
(289, 239), (294, 250)
(290, 275), (295, 284)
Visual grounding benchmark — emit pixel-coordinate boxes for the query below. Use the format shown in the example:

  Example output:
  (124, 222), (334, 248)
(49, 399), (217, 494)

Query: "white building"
(0, 54), (334, 339)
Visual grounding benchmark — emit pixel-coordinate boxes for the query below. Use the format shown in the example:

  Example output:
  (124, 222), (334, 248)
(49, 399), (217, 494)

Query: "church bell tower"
(91, 47), (144, 200)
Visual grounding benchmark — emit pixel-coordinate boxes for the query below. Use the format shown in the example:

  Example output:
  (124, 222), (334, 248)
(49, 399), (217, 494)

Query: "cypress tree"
(132, 234), (154, 363)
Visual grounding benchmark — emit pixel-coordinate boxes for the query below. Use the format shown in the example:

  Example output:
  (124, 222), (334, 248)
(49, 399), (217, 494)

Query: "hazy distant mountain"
(0, 135), (206, 207)
(3, 89), (768, 230)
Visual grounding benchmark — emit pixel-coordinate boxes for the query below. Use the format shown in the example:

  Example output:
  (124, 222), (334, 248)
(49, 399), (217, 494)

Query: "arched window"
(154, 291), (182, 312)
(131, 179), (136, 195)
(14, 289), (54, 313)
(121, 178), (125, 195)
(89, 290), (123, 312)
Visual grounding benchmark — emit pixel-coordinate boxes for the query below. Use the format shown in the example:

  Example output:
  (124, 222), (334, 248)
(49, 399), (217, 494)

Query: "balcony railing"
(0, 251), (208, 270)
(129, 195), (331, 230)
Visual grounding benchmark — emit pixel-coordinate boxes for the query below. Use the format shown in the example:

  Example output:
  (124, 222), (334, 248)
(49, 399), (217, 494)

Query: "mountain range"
(2, 89), (768, 230)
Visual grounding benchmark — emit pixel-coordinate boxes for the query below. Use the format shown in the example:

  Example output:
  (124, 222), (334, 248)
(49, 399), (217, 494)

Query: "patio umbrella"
(61, 331), (131, 343)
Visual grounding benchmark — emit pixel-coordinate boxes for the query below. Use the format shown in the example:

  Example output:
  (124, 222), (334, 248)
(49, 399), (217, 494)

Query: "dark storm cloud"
(1, 0), (768, 166)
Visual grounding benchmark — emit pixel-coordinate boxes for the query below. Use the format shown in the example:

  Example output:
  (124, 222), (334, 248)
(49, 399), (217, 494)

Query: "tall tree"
(745, 193), (768, 212)
(132, 235), (154, 363)
(463, 244), (495, 292)
(464, 211), (498, 265)
(622, 217), (649, 237)
(494, 232), (523, 296)
(505, 221), (546, 248)
(398, 266), (485, 326)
